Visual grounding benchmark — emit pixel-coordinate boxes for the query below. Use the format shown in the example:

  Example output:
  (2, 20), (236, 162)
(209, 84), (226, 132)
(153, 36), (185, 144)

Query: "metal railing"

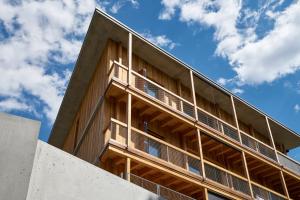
(204, 163), (250, 196)
(131, 71), (195, 118)
(131, 128), (202, 176)
(108, 61), (128, 83)
(252, 184), (285, 200)
(197, 109), (240, 142)
(130, 173), (196, 200)
(240, 131), (277, 161)
(277, 151), (300, 175)
(103, 119), (127, 145)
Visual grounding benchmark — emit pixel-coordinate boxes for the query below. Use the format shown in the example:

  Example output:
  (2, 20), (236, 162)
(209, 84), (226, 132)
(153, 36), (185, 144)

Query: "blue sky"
(0, 0), (299, 161)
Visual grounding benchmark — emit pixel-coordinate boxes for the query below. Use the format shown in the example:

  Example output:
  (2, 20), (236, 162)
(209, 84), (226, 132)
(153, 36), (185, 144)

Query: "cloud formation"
(159, 0), (300, 85)
(141, 31), (178, 50)
(0, 0), (137, 123)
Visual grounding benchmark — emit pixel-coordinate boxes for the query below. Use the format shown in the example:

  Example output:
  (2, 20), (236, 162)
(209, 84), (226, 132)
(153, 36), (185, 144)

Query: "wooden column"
(230, 95), (254, 198)
(127, 93), (132, 147)
(128, 32), (132, 85)
(279, 171), (290, 199)
(125, 157), (131, 181)
(230, 96), (242, 142)
(266, 117), (290, 199)
(265, 116), (279, 160)
(203, 188), (208, 200)
(190, 70), (198, 120)
(127, 32), (132, 148)
(197, 129), (206, 179)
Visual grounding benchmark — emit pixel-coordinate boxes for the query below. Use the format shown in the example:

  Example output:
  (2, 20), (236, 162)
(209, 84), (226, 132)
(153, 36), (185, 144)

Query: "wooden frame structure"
(49, 9), (300, 200)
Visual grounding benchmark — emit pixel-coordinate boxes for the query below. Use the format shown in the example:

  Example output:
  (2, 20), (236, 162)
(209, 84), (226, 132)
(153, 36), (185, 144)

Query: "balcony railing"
(104, 118), (127, 146)
(108, 61), (128, 84)
(204, 162), (250, 196)
(277, 151), (300, 175)
(252, 183), (285, 200)
(197, 108), (240, 142)
(131, 70), (195, 119)
(130, 173), (196, 200)
(240, 131), (277, 161)
(131, 127), (202, 176)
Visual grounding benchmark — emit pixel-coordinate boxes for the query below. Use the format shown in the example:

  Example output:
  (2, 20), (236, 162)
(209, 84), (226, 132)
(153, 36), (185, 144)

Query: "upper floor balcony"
(108, 60), (300, 178)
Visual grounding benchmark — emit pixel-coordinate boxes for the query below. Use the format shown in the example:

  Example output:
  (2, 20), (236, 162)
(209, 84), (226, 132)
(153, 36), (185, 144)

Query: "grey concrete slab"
(26, 141), (162, 200)
(0, 112), (40, 200)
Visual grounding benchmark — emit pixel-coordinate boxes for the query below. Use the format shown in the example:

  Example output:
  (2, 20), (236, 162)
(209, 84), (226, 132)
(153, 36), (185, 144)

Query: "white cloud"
(294, 104), (300, 113)
(159, 0), (300, 86)
(0, 0), (136, 123)
(231, 88), (244, 94)
(141, 32), (178, 50)
(111, 0), (139, 14)
(0, 98), (31, 112)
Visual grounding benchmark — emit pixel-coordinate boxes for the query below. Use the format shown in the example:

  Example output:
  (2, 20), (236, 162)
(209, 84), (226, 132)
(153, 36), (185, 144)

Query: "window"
(188, 157), (201, 175)
(143, 121), (162, 158)
(145, 82), (158, 98)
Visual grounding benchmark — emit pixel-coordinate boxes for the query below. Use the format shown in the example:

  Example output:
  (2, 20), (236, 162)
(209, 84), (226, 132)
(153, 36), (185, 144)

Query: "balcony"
(103, 118), (255, 198)
(130, 173), (196, 200)
(130, 70), (195, 119)
(277, 151), (300, 176)
(204, 161), (250, 196)
(252, 183), (285, 200)
(108, 61), (299, 178)
(103, 118), (202, 177)
(197, 108), (239, 142)
(240, 131), (277, 162)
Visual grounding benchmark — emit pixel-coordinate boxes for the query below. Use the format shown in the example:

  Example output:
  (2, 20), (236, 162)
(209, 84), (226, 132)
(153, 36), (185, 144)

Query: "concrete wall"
(26, 141), (162, 200)
(0, 112), (40, 200)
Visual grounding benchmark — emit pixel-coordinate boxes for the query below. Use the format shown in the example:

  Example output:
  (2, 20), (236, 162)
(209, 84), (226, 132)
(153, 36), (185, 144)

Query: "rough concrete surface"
(26, 141), (162, 200)
(0, 112), (40, 200)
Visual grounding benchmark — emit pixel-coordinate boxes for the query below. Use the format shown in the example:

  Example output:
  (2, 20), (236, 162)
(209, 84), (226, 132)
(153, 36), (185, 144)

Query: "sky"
(0, 0), (299, 161)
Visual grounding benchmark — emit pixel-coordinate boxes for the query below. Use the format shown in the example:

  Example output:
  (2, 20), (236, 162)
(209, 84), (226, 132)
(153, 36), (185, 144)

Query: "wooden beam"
(197, 129), (206, 179)
(125, 157), (131, 181)
(127, 32), (132, 84)
(279, 170), (290, 199)
(127, 93), (132, 147)
(190, 70), (198, 120)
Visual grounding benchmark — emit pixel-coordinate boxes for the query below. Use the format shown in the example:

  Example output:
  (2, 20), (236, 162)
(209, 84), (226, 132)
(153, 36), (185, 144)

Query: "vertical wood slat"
(230, 95), (254, 198)
(197, 129), (206, 179)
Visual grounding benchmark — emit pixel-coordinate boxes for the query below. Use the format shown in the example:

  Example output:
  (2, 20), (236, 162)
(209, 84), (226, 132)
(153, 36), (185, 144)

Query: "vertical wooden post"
(279, 171), (290, 199)
(190, 70), (198, 120)
(128, 32), (132, 85)
(127, 93), (132, 147)
(266, 117), (290, 199)
(125, 157), (131, 181)
(230, 95), (254, 198)
(197, 129), (206, 179)
(204, 188), (209, 200)
(265, 116), (279, 161)
(230, 96), (242, 142)
(127, 32), (132, 148)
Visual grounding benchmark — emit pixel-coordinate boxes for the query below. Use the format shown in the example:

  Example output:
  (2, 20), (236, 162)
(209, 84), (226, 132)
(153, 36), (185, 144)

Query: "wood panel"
(62, 39), (118, 157)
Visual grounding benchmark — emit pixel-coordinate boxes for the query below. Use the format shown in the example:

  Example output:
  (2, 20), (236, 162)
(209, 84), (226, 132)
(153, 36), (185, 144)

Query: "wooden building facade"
(49, 9), (300, 200)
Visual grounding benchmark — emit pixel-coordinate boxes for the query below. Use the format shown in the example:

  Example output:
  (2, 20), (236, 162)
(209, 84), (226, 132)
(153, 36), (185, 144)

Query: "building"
(49, 9), (300, 200)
